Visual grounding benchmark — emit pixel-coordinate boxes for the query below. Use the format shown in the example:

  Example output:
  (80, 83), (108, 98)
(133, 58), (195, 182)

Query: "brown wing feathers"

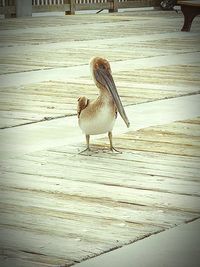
(77, 96), (89, 118)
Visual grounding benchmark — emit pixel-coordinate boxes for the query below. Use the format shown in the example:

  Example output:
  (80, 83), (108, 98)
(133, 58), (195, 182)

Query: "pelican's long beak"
(98, 68), (130, 128)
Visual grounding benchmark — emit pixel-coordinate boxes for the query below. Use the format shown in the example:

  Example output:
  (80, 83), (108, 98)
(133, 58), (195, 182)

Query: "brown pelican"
(77, 57), (130, 153)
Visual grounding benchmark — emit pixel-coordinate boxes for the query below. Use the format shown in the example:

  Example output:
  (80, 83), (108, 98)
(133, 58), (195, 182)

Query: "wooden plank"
(1, 172), (200, 213)
(0, 73), (199, 128)
(0, 204), (162, 242)
(119, 131), (200, 146)
(115, 65), (200, 87)
(2, 142), (200, 178)
(0, 189), (196, 228)
(0, 228), (79, 266)
(1, 155), (200, 214)
(93, 119), (200, 157)
(1, 113), (200, 267)
(29, 147), (200, 169)
(1, 119), (199, 214)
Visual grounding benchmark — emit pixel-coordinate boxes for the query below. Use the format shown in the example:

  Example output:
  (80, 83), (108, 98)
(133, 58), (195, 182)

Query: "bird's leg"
(108, 131), (121, 153)
(79, 134), (91, 154)
(86, 134), (90, 151)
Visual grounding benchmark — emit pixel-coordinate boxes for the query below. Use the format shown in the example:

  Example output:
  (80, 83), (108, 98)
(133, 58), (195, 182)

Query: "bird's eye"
(99, 63), (106, 70)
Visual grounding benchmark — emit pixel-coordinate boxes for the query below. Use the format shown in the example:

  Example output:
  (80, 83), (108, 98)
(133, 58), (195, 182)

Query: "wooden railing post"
(16, 0), (32, 17)
(109, 0), (118, 13)
(65, 0), (75, 15)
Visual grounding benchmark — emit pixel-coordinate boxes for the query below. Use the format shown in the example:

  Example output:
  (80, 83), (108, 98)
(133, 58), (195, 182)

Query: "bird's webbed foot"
(110, 146), (122, 154)
(79, 147), (92, 155)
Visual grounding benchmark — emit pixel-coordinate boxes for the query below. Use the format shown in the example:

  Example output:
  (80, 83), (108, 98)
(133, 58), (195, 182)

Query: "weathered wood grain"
(1, 117), (200, 265)
(1, 66), (200, 128)
(94, 119), (200, 157)
(0, 10), (200, 129)
(0, 9), (200, 267)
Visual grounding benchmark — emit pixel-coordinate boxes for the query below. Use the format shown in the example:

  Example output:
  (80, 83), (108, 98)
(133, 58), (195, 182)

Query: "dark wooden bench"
(178, 1), (200, 31)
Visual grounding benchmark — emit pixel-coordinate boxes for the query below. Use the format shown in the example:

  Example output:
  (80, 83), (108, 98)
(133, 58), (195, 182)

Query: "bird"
(77, 57), (130, 153)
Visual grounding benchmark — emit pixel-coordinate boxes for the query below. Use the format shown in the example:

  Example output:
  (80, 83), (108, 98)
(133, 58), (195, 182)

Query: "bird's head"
(89, 57), (130, 128)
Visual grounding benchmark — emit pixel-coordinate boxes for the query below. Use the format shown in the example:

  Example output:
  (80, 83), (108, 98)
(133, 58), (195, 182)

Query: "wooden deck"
(0, 9), (200, 267)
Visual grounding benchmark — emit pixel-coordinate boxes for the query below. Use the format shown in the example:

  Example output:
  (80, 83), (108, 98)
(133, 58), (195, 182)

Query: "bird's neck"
(98, 89), (114, 106)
